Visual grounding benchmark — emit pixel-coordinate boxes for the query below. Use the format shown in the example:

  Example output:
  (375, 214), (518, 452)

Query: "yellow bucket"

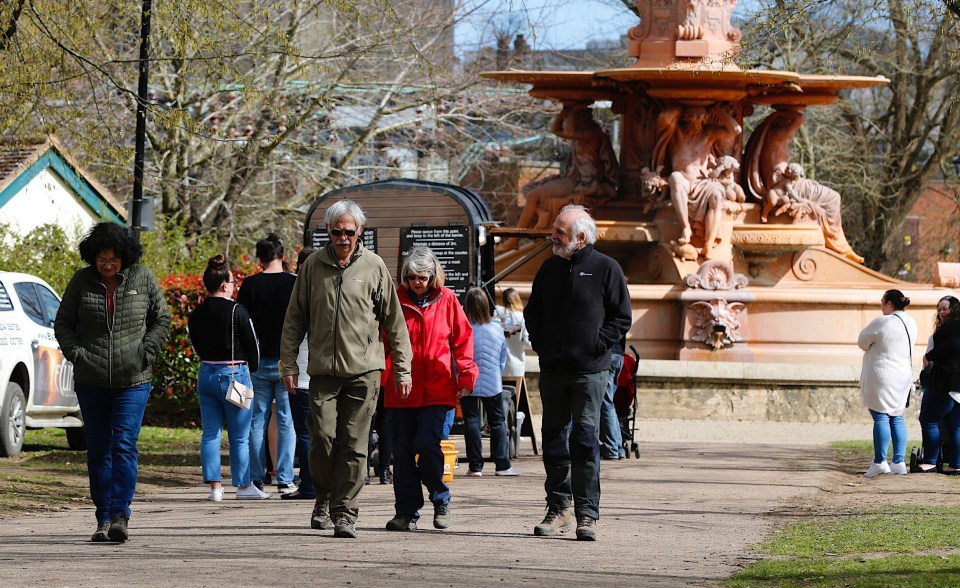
(414, 440), (459, 483)
(440, 440), (458, 483)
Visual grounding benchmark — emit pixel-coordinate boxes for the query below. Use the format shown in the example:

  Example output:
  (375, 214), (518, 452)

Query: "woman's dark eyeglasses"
(405, 274), (430, 283)
(330, 228), (357, 237)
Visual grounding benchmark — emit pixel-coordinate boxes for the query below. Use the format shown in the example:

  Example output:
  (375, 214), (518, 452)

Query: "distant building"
(895, 181), (960, 283)
(0, 137), (126, 237)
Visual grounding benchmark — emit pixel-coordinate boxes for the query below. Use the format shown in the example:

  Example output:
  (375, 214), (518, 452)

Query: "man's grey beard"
(552, 239), (578, 259)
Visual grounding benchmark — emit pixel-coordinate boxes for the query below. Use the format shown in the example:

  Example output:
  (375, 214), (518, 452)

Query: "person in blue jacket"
(461, 288), (521, 478)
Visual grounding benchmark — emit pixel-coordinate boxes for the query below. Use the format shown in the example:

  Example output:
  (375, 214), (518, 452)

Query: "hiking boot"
(107, 513), (129, 543)
(575, 515), (598, 541)
(379, 469), (393, 485)
(333, 515), (357, 538)
(433, 502), (451, 529)
(533, 505), (573, 536)
(91, 521), (110, 542)
(385, 514), (417, 531)
(311, 502), (331, 530)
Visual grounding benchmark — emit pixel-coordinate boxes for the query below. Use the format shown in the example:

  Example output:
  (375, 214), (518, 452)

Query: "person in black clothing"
(924, 297), (960, 473)
(237, 234), (299, 494)
(524, 204), (632, 541)
(188, 255), (270, 500)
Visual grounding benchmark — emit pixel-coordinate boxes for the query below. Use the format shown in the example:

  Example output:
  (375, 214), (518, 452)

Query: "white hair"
(400, 245), (445, 287)
(325, 199), (366, 228)
(560, 204), (598, 245)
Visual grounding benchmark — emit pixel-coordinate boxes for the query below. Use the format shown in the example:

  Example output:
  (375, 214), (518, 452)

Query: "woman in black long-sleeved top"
(188, 255), (269, 500)
(924, 300), (960, 473)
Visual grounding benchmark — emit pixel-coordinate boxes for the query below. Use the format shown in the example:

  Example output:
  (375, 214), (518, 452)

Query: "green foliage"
(0, 223), (85, 293)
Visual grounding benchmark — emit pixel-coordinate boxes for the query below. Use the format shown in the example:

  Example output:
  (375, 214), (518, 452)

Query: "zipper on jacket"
(101, 273), (123, 388)
(333, 271), (344, 377)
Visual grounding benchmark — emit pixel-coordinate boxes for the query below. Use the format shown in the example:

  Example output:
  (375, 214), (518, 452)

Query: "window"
(36, 285), (61, 329)
(13, 283), (45, 327)
(0, 282), (12, 311)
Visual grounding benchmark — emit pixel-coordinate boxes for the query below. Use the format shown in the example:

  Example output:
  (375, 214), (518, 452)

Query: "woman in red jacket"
(383, 246), (478, 532)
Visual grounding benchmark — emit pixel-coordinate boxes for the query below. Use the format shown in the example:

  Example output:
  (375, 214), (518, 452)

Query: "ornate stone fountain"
(482, 1), (956, 421)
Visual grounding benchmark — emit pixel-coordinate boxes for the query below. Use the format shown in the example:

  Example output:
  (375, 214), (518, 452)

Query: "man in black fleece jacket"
(524, 204), (632, 541)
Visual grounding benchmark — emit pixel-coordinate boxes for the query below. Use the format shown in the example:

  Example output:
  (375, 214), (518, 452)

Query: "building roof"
(0, 136), (126, 223)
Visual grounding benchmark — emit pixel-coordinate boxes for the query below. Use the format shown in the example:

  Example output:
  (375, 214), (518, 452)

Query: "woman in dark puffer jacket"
(55, 222), (170, 543)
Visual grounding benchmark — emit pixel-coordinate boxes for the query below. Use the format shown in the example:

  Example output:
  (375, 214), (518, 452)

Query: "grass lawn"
(726, 440), (960, 588)
(0, 426), (201, 516)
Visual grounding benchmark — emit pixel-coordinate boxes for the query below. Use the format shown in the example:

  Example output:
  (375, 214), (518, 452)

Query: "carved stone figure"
(497, 104), (619, 253)
(772, 163), (865, 264)
(652, 104), (742, 260)
(743, 109), (805, 222)
(743, 109), (864, 264)
(677, 0), (704, 40)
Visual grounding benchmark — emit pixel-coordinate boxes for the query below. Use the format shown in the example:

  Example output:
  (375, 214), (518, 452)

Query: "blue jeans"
(539, 370), (606, 520)
(197, 363), (253, 487)
(75, 382), (151, 523)
(919, 391), (960, 467)
(600, 353), (625, 459)
(290, 388), (315, 497)
(249, 359), (295, 485)
(391, 405), (451, 519)
(461, 393), (511, 473)
(869, 409), (907, 464)
(442, 408), (454, 439)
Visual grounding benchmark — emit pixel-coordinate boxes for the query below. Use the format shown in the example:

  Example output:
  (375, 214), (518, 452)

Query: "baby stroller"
(613, 345), (641, 459)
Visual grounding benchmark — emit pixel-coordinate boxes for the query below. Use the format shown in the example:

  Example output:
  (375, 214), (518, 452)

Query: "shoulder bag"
(225, 304), (254, 410)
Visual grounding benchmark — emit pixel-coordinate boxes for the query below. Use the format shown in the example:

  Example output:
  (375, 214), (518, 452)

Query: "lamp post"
(129, 0), (153, 242)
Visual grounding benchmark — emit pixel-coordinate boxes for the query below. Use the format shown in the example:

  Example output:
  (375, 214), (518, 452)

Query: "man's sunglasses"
(330, 228), (357, 237)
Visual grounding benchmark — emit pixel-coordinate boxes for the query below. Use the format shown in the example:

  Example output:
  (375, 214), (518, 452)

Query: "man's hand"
(282, 375), (297, 394)
(456, 388), (471, 399)
(399, 380), (412, 399)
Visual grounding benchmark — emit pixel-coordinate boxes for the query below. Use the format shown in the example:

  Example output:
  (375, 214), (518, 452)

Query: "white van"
(0, 271), (84, 457)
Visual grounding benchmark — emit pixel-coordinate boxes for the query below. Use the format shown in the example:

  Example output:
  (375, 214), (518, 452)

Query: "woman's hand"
(456, 388), (471, 399)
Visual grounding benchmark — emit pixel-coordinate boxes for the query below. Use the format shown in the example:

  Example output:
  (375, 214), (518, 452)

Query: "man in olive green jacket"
(280, 199), (412, 539)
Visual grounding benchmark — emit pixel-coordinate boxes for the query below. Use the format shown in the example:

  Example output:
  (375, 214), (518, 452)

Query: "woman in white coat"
(858, 289), (918, 477)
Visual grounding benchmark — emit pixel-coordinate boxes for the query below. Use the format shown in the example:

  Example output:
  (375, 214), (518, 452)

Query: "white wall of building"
(0, 169), (94, 238)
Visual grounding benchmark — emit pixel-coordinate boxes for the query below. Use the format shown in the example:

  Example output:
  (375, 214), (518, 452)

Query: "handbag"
(224, 304), (253, 410)
(891, 313), (917, 408)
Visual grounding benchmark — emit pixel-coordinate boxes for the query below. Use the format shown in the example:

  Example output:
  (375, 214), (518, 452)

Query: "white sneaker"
(207, 488), (224, 502)
(236, 485), (272, 500)
(495, 467), (522, 477)
(889, 461), (908, 475)
(465, 470), (483, 477)
(278, 483), (298, 494)
(864, 461), (891, 478)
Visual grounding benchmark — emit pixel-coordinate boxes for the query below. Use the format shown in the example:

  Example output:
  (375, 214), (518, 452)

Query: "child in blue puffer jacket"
(461, 288), (521, 477)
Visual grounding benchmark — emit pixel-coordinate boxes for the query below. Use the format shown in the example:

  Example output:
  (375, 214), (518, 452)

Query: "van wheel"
(65, 427), (87, 451)
(0, 382), (26, 457)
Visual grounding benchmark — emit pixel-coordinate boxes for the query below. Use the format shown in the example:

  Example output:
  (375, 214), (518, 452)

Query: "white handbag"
(224, 305), (253, 410)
